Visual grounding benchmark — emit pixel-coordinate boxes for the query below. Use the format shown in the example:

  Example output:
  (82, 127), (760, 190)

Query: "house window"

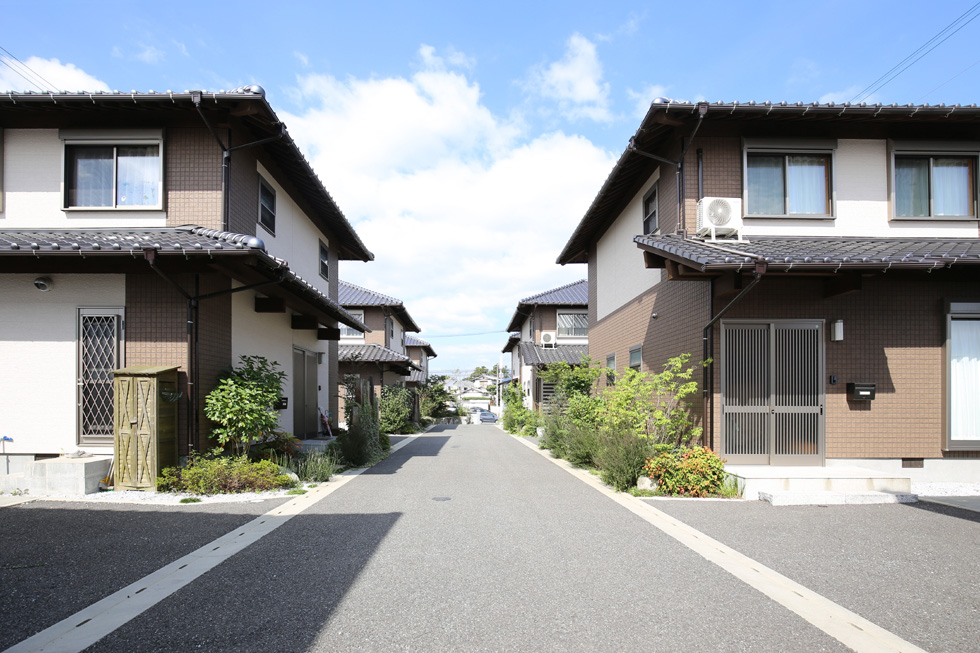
(642, 185), (658, 234)
(895, 155), (976, 218)
(947, 302), (980, 450)
(341, 310), (364, 338)
(65, 143), (161, 209)
(258, 176), (276, 233)
(557, 312), (588, 337)
(629, 346), (642, 371)
(606, 353), (616, 384)
(745, 152), (832, 217)
(319, 241), (329, 281)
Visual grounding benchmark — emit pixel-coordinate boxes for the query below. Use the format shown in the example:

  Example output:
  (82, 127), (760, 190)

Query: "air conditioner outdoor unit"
(696, 197), (744, 241)
(540, 331), (557, 348)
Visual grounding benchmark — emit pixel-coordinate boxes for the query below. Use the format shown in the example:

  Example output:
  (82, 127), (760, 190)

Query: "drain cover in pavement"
(432, 497), (451, 502)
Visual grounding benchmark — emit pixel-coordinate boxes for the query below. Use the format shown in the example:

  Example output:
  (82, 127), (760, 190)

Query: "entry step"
(759, 490), (918, 506)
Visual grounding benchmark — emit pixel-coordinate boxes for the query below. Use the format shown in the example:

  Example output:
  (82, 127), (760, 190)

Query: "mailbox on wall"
(846, 382), (876, 401)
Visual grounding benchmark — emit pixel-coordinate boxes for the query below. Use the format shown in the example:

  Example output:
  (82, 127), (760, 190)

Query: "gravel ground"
(1, 484), (319, 505)
(910, 482), (980, 496)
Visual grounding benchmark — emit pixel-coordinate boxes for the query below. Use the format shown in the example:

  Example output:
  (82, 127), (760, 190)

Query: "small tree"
(204, 356), (286, 456)
(379, 385), (414, 434)
(417, 375), (455, 418)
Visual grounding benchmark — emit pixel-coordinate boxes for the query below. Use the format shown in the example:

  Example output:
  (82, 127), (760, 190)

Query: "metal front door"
(722, 320), (824, 465)
(78, 309), (124, 446)
(292, 348), (319, 439)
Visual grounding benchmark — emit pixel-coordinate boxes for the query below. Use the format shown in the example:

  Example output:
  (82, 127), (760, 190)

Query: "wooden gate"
(721, 320), (825, 465)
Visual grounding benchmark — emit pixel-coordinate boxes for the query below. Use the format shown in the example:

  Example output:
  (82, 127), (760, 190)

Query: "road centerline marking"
(511, 435), (927, 653)
(4, 436), (419, 653)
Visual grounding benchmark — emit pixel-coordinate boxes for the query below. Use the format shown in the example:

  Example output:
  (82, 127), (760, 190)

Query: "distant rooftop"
(507, 279), (587, 332)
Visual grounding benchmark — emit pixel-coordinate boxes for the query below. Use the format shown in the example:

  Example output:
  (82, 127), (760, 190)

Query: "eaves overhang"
(0, 225), (369, 332)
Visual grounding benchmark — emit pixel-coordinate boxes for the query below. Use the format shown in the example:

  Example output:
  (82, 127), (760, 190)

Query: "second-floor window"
(341, 310), (364, 338)
(894, 154), (976, 219)
(642, 185), (658, 234)
(65, 143), (161, 209)
(557, 312), (588, 337)
(746, 152), (832, 217)
(605, 354), (616, 384)
(319, 241), (329, 280)
(258, 176), (276, 233)
(629, 346), (642, 371)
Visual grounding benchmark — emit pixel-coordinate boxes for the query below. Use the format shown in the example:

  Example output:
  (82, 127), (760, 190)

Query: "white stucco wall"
(0, 129), (166, 228)
(230, 286), (329, 436)
(256, 161), (331, 290)
(739, 139), (979, 238)
(596, 170), (663, 321)
(0, 274), (125, 454)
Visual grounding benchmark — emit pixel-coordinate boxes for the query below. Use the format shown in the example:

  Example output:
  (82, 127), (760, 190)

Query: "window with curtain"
(746, 152), (831, 216)
(557, 312), (588, 337)
(65, 143), (160, 208)
(895, 154), (975, 218)
(950, 318), (980, 443)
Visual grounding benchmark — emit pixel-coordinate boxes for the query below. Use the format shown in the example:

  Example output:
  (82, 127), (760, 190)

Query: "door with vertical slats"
(722, 320), (824, 465)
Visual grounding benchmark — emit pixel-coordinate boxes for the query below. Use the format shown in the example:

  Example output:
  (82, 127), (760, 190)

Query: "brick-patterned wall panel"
(195, 274), (232, 448)
(165, 127), (223, 229)
(657, 140), (681, 235)
(362, 308), (387, 347)
(588, 278), (711, 436)
(707, 273), (979, 459)
(228, 131), (259, 237)
(687, 137), (742, 234)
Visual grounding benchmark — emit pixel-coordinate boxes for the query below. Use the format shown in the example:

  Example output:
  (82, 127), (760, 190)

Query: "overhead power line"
(0, 45), (59, 93)
(850, 2), (980, 104)
(423, 330), (509, 338)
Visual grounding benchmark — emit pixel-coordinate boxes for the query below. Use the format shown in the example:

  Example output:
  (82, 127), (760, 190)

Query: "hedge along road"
(3, 424), (936, 653)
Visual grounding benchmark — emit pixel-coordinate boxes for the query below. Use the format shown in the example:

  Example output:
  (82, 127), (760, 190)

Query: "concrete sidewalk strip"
(3, 436), (418, 653)
(511, 436), (927, 653)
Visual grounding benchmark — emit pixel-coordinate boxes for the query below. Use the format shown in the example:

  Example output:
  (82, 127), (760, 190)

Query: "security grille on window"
(65, 144), (161, 208)
(557, 312), (588, 337)
(746, 153), (832, 216)
(895, 155), (976, 218)
(259, 176), (276, 233)
(642, 186), (658, 234)
(341, 311), (364, 338)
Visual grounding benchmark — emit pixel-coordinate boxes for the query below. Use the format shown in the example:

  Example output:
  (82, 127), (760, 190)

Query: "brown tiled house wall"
(125, 272), (232, 453)
(588, 275), (711, 437)
(165, 127), (223, 229)
(707, 273), (980, 460)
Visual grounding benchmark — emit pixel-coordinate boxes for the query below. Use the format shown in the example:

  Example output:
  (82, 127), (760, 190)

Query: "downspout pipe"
(701, 261), (767, 448)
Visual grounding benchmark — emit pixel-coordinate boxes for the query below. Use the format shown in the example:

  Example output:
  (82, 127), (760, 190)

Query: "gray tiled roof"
(634, 234), (980, 273)
(0, 226), (368, 331)
(407, 369), (427, 384)
(339, 344), (420, 370)
(338, 280), (421, 332)
(519, 279), (588, 305)
(0, 89), (373, 262)
(404, 334), (437, 358)
(518, 343), (589, 367)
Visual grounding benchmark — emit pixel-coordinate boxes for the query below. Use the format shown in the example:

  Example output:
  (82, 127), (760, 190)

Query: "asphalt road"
(2, 424), (975, 652)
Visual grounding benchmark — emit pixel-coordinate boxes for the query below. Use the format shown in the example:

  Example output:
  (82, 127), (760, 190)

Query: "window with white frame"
(894, 154), (977, 219)
(258, 175), (276, 233)
(947, 302), (980, 450)
(341, 310), (364, 338)
(64, 141), (162, 209)
(557, 311), (588, 337)
(744, 142), (834, 217)
(642, 185), (659, 234)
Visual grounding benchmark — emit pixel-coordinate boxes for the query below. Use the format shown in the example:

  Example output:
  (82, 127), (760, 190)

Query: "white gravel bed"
(9, 485), (317, 505)
(911, 482), (980, 497)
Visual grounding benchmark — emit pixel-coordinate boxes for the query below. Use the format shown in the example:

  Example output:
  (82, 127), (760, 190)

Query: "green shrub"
(594, 427), (654, 491)
(379, 385), (414, 435)
(565, 423), (599, 468)
(337, 380), (385, 467)
(204, 356), (287, 456)
(157, 451), (296, 494)
(285, 449), (338, 483)
(643, 446), (727, 497)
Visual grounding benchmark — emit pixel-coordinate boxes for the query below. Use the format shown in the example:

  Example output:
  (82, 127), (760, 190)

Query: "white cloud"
(173, 40), (190, 57)
(294, 51), (309, 67)
(819, 86), (865, 104)
(282, 46), (616, 370)
(0, 56), (109, 93)
(136, 44), (165, 64)
(627, 83), (669, 119)
(527, 33), (612, 122)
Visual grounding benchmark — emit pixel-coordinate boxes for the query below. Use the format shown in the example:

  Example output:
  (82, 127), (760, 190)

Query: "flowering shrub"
(643, 446), (727, 497)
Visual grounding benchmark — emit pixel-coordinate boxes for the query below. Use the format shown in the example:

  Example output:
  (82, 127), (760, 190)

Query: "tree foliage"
(204, 356), (286, 456)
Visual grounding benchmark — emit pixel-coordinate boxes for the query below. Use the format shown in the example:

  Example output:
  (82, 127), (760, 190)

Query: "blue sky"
(4, 0), (980, 372)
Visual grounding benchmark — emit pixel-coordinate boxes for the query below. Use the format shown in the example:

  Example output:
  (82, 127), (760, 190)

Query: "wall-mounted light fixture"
(33, 277), (53, 292)
(830, 319), (844, 341)
(650, 312), (659, 320)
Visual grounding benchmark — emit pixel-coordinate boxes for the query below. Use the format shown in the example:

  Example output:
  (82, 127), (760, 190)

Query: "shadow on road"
(903, 498), (980, 524)
(364, 436), (452, 475)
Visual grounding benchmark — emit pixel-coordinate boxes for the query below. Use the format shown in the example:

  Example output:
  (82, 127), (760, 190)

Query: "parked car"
(479, 411), (498, 423)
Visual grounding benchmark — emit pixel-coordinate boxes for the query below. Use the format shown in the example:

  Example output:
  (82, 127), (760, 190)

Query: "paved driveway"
(2, 424), (975, 651)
